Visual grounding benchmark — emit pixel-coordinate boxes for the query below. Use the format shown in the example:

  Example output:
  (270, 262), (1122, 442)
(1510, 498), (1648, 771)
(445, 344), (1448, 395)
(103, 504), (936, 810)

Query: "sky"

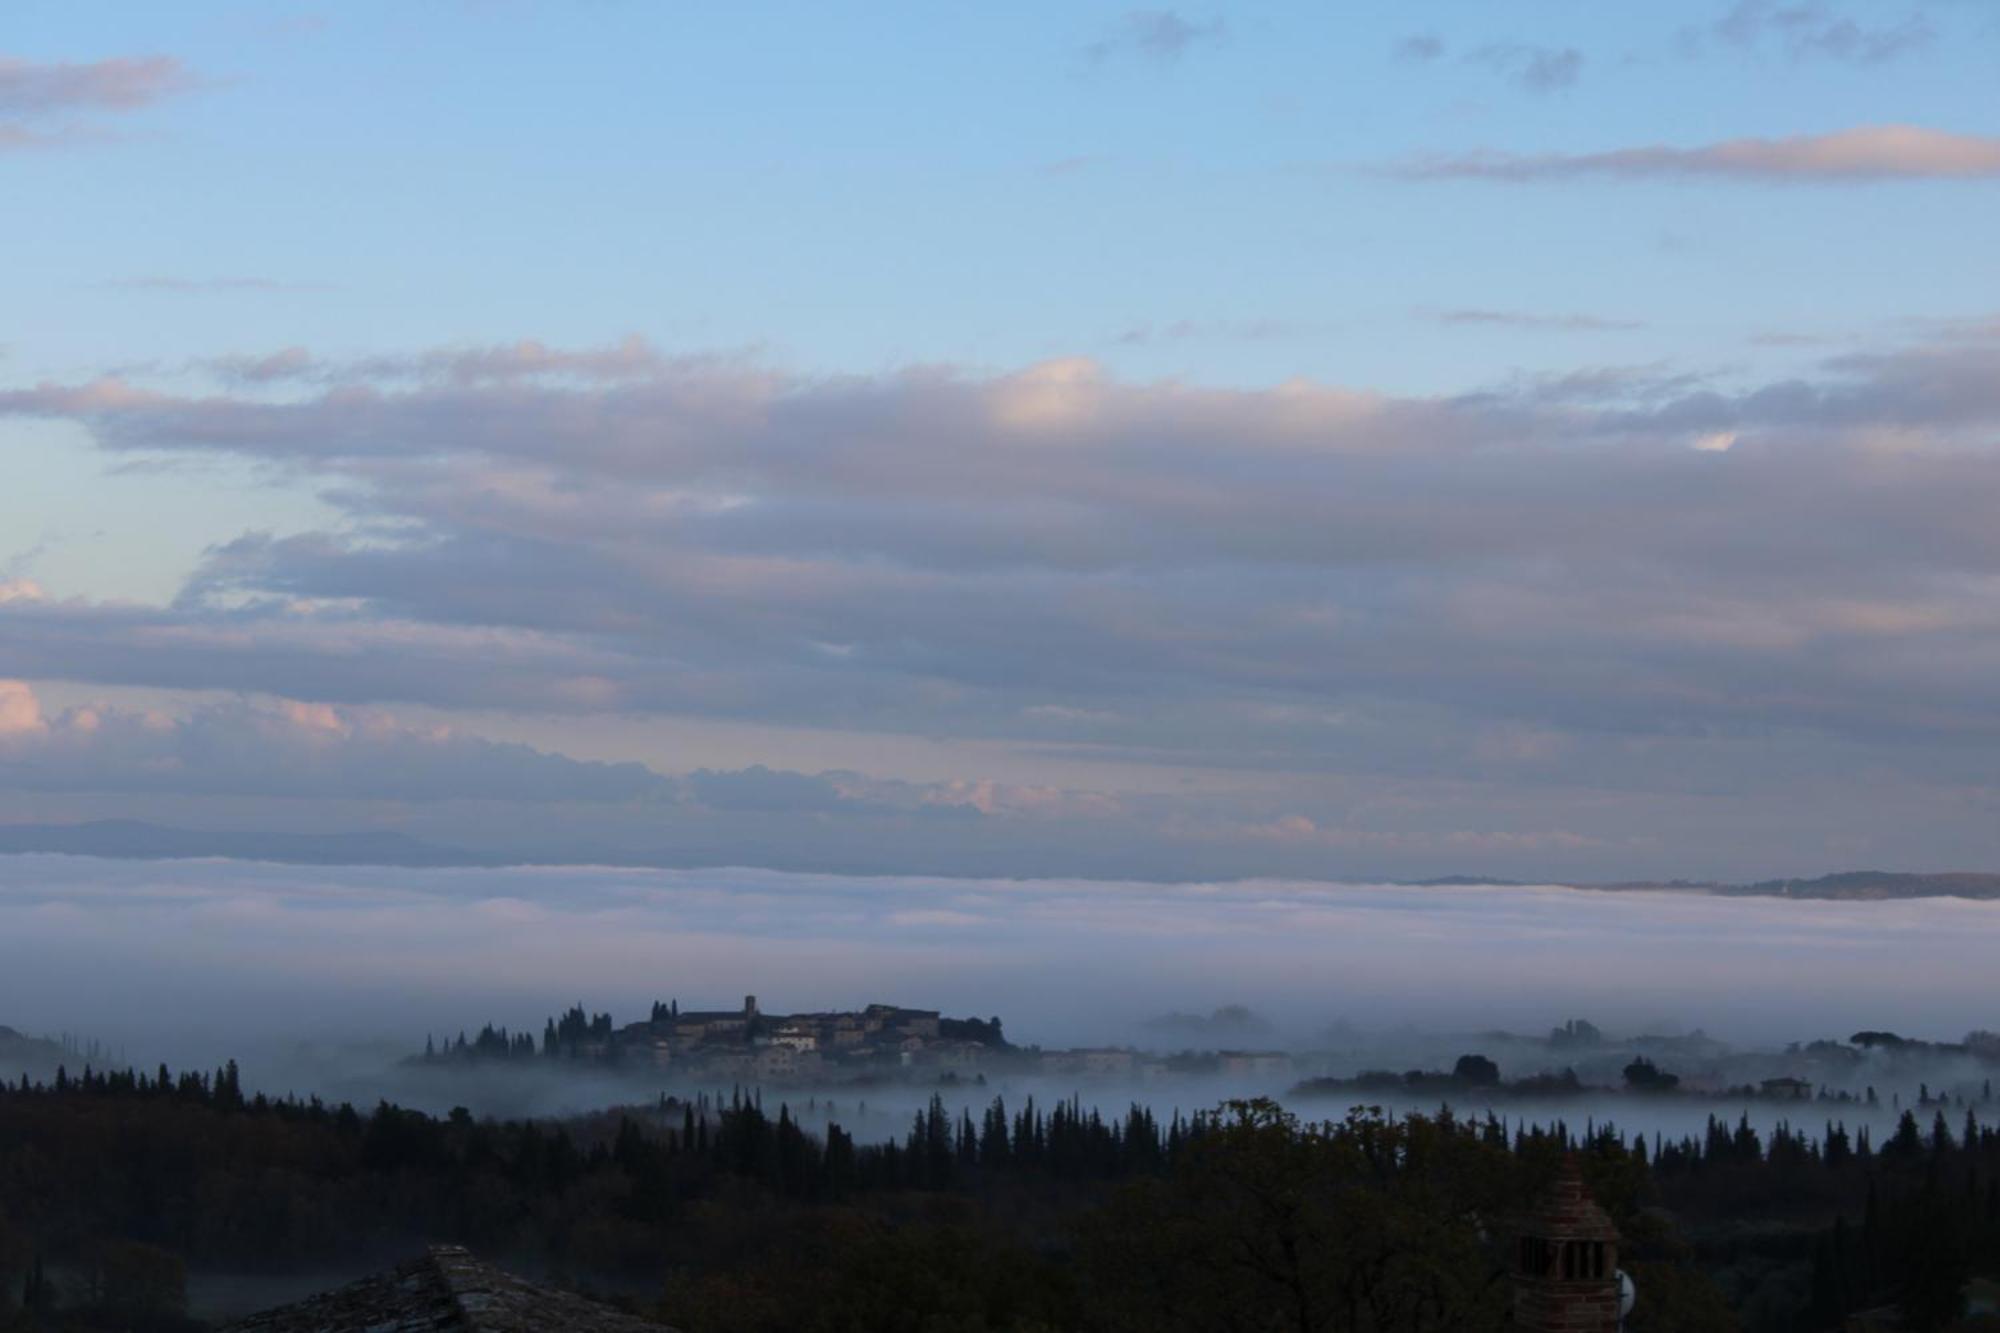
(4, 1), (2000, 881)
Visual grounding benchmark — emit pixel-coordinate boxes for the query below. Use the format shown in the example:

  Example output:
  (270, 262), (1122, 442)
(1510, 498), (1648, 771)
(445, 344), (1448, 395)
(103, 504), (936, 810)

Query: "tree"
(90, 1239), (188, 1321)
(1079, 1101), (1517, 1332)
(1452, 1054), (1501, 1087)
(1851, 1031), (1908, 1050)
(1623, 1058), (1681, 1092)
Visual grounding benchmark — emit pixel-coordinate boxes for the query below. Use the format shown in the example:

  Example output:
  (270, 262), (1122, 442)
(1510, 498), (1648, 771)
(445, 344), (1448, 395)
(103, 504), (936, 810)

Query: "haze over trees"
(3, 1056), (1999, 1330)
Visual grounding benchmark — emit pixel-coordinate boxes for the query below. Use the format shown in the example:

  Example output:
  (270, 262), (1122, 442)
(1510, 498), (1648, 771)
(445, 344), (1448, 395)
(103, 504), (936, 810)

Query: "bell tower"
(1514, 1156), (1625, 1332)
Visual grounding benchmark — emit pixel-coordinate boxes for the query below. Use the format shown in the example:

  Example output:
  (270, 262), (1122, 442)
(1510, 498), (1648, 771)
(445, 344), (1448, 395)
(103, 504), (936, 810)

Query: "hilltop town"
(408, 1002), (2000, 1115)
(416, 996), (1012, 1083)
(411, 995), (1303, 1086)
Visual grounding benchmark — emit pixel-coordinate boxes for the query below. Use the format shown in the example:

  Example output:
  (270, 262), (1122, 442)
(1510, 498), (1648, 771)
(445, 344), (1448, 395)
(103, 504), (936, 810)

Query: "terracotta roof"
(224, 1245), (675, 1332)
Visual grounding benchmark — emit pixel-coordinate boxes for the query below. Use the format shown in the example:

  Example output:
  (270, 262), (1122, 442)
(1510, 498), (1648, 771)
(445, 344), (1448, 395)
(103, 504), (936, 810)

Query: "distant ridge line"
(2, 822), (1998, 896)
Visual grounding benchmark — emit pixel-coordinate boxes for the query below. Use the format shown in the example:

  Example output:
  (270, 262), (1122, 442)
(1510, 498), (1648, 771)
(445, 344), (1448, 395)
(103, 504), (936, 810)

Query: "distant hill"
(1572, 871), (2000, 900)
(0, 820), (484, 868)
(0, 1025), (69, 1076)
(1722, 871), (2000, 900)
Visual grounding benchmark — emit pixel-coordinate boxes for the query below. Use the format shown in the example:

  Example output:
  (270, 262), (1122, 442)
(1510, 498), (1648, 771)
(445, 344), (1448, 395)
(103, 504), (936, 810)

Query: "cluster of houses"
(419, 1003), (2000, 1100)
(624, 996), (979, 1081)
(418, 995), (1303, 1086)
(610, 997), (1299, 1083)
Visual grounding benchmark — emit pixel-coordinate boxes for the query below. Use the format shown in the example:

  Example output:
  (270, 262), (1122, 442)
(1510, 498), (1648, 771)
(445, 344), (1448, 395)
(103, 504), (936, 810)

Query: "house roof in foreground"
(225, 1244), (675, 1332)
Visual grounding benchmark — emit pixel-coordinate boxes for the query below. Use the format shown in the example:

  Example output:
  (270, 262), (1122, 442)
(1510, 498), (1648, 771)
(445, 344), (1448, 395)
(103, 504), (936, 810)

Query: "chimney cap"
(1526, 1156), (1620, 1242)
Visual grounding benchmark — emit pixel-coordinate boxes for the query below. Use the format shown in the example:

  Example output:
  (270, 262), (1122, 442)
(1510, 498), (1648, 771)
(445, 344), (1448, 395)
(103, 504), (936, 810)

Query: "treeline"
(1641, 1107), (2000, 1331)
(418, 1003), (616, 1063)
(2, 1063), (1998, 1330)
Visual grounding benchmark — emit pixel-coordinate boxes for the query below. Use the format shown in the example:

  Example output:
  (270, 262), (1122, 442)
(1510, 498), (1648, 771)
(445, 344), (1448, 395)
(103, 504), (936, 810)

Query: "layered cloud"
(0, 680), (668, 803)
(1401, 125), (2000, 183)
(6, 328), (2000, 874)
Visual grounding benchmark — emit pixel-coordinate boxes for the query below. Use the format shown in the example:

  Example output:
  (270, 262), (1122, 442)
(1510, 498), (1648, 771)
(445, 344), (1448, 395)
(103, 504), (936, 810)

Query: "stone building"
(1514, 1156), (1627, 1332)
(1760, 1075), (1814, 1099)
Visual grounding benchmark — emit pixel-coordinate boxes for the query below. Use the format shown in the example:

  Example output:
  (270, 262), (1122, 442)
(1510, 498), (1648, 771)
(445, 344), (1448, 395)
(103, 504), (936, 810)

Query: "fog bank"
(4, 856), (1996, 1080)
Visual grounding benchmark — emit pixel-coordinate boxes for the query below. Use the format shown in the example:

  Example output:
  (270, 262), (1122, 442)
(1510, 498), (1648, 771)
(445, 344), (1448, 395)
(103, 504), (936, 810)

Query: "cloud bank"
(8, 328), (2000, 876)
(5, 859), (1998, 1072)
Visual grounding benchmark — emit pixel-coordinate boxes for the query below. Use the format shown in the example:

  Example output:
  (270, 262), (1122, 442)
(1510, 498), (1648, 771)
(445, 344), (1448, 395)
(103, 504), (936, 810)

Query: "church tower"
(1514, 1156), (1625, 1332)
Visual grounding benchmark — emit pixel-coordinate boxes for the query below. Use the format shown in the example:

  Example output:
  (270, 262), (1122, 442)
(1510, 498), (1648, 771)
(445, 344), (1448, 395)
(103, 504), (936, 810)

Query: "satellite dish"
(1617, 1268), (1637, 1321)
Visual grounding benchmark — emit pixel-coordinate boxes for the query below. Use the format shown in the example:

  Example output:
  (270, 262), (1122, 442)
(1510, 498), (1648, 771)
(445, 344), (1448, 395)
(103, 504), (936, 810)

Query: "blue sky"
(5, 2), (2000, 880)
(10, 1), (1995, 393)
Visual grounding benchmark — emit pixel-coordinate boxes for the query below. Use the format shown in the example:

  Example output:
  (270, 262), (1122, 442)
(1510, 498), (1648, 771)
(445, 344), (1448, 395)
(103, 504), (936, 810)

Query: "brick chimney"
(1514, 1155), (1623, 1332)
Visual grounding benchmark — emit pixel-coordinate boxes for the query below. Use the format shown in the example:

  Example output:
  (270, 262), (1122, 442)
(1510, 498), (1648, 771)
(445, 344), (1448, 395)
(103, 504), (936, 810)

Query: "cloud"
(918, 779), (1124, 820)
(205, 346), (318, 382)
(1469, 44), (1583, 93)
(0, 681), (46, 736)
(13, 330), (2000, 876)
(0, 54), (196, 149)
(0, 122), (110, 151)
(0, 681), (671, 803)
(1707, 1), (1933, 65)
(1423, 308), (1644, 333)
(108, 277), (320, 295)
(0, 55), (194, 113)
(1398, 125), (2000, 183)
(1112, 317), (1311, 345)
(1393, 34), (1445, 63)
(685, 764), (853, 814)
(1749, 331), (1840, 348)
(1198, 814), (1605, 855)
(1085, 11), (1226, 64)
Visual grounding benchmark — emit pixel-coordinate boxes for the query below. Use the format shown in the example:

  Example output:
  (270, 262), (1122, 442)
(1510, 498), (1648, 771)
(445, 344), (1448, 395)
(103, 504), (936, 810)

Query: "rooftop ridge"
(225, 1244), (675, 1331)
